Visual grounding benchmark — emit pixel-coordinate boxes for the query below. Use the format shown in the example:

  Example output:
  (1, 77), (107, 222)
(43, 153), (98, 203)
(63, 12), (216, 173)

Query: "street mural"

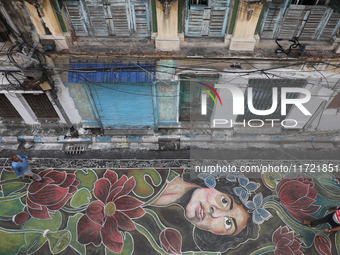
(0, 167), (340, 255)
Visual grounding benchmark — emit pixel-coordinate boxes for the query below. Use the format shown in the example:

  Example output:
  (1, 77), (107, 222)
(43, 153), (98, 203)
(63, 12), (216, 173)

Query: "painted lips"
(196, 203), (205, 221)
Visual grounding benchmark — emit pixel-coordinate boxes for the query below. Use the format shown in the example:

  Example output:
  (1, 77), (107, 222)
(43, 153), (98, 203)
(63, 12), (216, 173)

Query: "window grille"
(23, 94), (59, 120)
(0, 94), (22, 120)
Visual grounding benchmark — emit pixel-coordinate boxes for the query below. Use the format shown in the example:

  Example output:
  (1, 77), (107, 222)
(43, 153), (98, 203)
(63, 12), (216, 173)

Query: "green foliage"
(336, 231), (340, 254)
(0, 231), (25, 255)
(21, 211), (62, 254)
(316, 174), (340, 195)
(70, 188), (92, 208)
(75, 169), (98, 191)
(1, 170), (26, 196)
(66, 213), (86, 255)
(128, 169), (161, 198)
(46, 230), (72, 254)
(0, 198), (24, 217)
(262, 172), (281, 191)
(167, 170), (179, 182)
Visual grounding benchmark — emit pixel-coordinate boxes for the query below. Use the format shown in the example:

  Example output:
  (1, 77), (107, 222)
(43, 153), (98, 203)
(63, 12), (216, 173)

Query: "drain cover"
(63, 144), (87, 155)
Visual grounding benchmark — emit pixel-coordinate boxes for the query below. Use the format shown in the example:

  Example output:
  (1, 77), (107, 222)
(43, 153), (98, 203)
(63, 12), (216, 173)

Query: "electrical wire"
(3, 0), (340, 123)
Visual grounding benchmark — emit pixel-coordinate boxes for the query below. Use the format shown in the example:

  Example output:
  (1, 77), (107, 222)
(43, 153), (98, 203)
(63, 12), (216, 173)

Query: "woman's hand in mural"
(327, 207), (337, 212)
(325, 226), (340, 234)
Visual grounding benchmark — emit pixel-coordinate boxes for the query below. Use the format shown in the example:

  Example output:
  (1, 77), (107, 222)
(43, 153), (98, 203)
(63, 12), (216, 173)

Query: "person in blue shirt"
(11, 154), (43, 182)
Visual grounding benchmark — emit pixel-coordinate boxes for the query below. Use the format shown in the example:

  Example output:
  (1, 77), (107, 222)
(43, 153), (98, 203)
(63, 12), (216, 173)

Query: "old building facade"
(0, 0), (339, 150)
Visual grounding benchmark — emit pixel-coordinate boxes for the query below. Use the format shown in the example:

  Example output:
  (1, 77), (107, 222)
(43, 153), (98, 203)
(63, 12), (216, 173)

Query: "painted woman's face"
(185, 188), (249, 235)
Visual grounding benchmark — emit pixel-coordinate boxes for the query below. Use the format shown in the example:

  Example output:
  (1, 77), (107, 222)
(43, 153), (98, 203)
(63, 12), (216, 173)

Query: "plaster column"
(229, 0), (263, 52)
(155, 0), (180, 51)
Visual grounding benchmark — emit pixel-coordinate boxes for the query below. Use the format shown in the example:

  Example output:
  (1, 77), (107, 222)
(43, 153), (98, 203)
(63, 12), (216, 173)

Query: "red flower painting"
(13, 211), (29, 225)
(77, 170), (145, 253)
(160, 228), (182, 255)
(314, 235), (331, 255)
(26, 169), (79, 219)
(273, 226), (304, 255)
(276, 176), (320, 222)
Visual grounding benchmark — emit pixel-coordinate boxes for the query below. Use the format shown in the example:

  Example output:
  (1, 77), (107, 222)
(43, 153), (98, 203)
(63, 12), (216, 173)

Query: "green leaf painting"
(46, 230), (72, 254)
(75, 169), (98, 191)
(70, 188), (92, 208)
(66, 213), (86, 255)
(0, 198), (24, 217)
(21, 211), (62, 254)
(0, 231), (26, 255)
(336, 232), (340, 255)
(262, 172), (281, 191)
(1, 170), (26, 196)
(127, 169), (162, 198)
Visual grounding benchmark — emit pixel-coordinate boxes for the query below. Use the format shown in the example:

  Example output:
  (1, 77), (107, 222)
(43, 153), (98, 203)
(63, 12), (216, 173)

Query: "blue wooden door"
(68, 60), (156, 129)
(87, 83), (155, 128)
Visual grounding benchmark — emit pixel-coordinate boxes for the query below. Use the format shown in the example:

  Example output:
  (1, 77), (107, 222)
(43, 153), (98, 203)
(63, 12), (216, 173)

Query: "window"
(23, 94), (59, 120)
(179, 76), (217, 121)
(190, 0), (208, 5)
(236, 79), (307, 122)
(0, 94), (22, 120)
(290, 0), (327, 5)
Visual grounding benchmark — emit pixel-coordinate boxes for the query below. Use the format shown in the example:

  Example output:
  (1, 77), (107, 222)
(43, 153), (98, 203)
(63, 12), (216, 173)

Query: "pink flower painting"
(77, 170), (145, 253)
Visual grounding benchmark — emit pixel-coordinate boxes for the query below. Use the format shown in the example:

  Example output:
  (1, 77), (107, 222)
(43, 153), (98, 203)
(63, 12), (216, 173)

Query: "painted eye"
(221, 196), (229, 207)
(225, 217), (232, 230)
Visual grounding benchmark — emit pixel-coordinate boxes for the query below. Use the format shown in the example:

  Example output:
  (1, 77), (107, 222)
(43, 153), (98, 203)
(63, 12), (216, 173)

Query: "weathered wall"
(156, 0), (178, 37)
(25, 1), (63, 36)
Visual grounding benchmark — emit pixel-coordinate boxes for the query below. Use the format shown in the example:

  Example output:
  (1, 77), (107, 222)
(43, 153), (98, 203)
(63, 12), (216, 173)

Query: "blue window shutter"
(89, 83), (155, 128)
(68, 60), (156, 129)
(185, 0), (230, 37)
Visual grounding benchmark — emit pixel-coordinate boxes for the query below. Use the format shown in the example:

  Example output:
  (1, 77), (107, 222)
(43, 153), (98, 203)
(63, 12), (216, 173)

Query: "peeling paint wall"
(25, 0), (64, 36)
(67, 83), (98, 128)
(157, 82), (178, 125)
(156, 0), (178, 37)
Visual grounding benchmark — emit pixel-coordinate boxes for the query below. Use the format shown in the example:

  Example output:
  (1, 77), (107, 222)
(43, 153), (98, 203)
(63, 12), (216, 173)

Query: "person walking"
(304, 206), (340, 234)
(11, 154), (43, 182)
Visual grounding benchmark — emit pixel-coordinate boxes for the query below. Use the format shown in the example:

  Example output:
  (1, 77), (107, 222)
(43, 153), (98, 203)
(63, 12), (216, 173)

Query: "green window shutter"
(50, 0), (67, 32)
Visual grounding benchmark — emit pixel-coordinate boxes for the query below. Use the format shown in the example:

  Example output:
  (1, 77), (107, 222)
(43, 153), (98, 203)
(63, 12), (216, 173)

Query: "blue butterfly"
(244, 193), (273, 224)
(233, 176), (260, 202)
(197, 173), (216, 188)
(226, 172), (244, 182)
